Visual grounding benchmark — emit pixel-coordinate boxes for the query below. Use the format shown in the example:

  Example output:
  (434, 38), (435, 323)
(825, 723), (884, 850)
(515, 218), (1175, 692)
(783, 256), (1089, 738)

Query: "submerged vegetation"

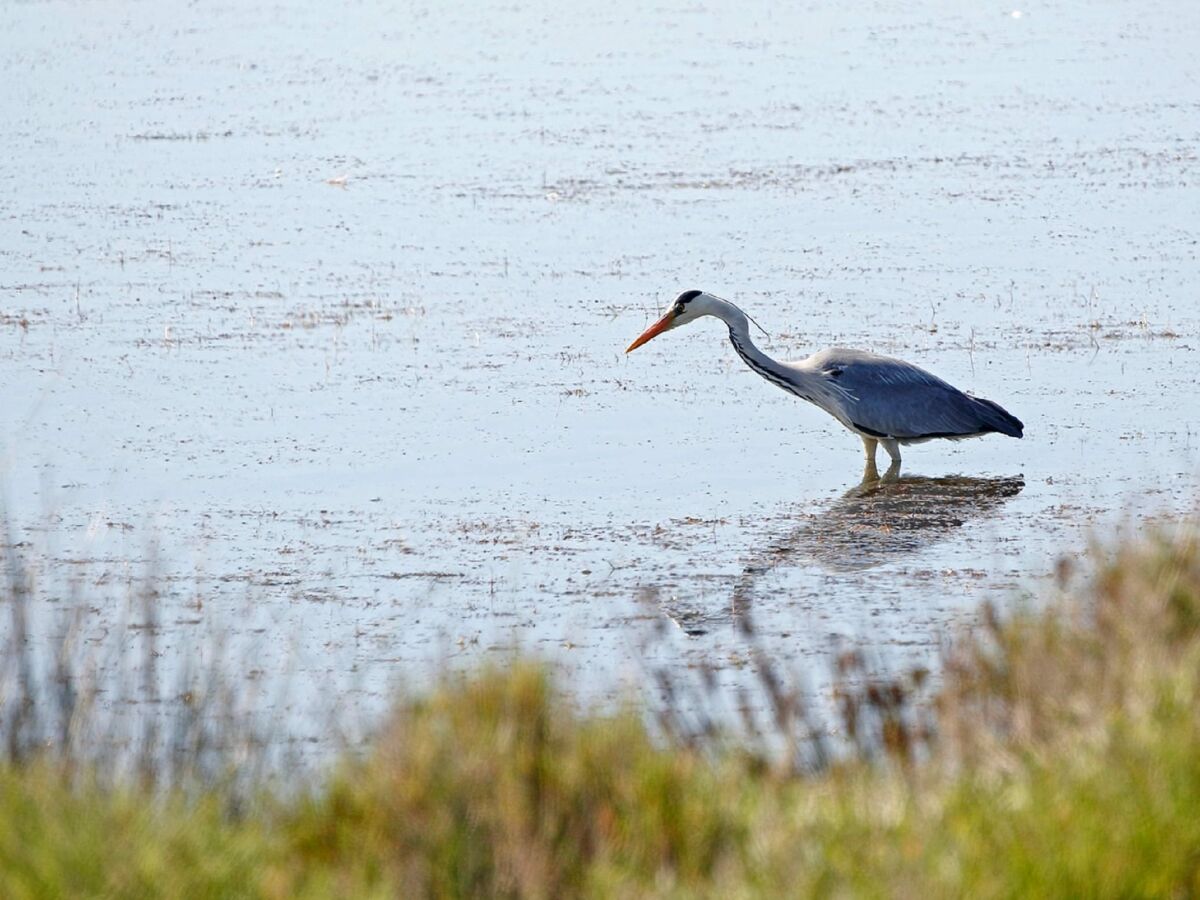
(2, 526), (1200, 896)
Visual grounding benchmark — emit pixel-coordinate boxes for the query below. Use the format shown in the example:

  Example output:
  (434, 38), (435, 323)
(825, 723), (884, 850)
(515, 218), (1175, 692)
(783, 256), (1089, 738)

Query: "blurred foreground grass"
(2, 527), (1200, 897)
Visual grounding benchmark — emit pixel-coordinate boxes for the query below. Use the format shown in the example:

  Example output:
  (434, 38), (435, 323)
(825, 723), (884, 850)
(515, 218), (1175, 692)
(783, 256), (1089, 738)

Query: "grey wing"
(806, 349), (1023, 440)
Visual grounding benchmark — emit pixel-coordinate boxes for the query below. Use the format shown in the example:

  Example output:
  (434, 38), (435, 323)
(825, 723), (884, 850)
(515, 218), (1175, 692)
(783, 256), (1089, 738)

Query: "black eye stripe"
(677, 289), (703, 304)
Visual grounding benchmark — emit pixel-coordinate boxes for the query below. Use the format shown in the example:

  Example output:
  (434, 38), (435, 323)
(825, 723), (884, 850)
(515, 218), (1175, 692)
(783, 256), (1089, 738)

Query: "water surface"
(2, 0), (1198, 745)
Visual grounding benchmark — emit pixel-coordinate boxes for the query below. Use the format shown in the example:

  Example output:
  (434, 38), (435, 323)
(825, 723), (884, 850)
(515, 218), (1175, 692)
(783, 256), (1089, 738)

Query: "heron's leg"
(860, 437), (880, 482)
(881, 438), (901, 465)
(880, 441), (902, 479)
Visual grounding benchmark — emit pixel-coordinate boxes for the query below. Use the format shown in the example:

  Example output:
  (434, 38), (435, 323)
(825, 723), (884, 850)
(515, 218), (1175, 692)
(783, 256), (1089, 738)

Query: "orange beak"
(625, 311), (676, 353)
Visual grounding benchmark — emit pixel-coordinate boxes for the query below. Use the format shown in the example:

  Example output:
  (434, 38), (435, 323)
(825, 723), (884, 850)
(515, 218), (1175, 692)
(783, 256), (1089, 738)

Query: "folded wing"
(800, 348), (1024, 441)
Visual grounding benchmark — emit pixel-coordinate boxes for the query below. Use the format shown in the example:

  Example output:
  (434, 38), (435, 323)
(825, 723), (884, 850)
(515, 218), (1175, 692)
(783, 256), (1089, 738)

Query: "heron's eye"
(673, 304), (685, 315)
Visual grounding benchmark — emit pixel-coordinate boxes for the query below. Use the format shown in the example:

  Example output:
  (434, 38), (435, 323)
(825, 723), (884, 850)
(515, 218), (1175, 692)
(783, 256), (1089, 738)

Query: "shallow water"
(2, 0), (1198, 746)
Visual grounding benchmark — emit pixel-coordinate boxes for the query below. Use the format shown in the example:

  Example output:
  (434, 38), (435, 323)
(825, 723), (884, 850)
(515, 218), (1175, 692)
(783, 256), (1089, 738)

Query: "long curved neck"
(711, 299), (808, 396)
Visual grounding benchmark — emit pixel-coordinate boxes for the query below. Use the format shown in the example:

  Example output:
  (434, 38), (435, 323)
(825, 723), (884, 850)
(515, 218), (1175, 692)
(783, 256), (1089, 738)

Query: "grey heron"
(625, 290), (1023, 478)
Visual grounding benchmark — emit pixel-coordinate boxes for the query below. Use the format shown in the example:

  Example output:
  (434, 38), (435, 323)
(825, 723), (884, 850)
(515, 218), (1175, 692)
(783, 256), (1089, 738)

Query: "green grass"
(3, 527), (1200, 897)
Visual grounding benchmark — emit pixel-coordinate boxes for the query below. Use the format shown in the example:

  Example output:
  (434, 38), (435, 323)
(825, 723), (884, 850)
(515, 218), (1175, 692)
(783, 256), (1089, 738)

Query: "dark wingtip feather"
(973, 396), (1024, 438)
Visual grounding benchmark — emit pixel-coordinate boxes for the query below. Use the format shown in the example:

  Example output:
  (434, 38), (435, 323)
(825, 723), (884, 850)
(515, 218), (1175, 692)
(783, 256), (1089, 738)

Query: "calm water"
(2, 0), (1198, 744)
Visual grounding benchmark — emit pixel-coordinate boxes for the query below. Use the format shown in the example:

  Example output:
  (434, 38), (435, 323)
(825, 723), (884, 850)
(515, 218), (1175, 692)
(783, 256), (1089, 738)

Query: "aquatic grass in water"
(0, 529), (289, 793)
(1, 526), (1199, 895)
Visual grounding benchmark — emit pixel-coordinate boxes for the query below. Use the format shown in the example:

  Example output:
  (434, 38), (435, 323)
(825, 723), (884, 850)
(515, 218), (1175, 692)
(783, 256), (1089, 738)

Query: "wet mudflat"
(1, 0), (1198, 747)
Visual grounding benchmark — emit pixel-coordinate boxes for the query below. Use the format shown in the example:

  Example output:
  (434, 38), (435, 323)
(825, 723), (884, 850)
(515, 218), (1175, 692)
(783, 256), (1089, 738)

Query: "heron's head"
(625, 289), (716, 352)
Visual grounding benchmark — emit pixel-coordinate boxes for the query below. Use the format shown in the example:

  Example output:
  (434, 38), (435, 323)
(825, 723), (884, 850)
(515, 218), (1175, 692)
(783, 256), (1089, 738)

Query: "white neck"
(707, 298), (796, 390)
(703, 297), (836, 412)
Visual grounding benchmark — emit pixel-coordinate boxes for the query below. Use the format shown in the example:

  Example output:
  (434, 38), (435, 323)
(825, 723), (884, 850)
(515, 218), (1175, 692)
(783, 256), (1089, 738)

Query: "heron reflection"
(733, 474), (1025, 607)
(654, 474), (1023, 636)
